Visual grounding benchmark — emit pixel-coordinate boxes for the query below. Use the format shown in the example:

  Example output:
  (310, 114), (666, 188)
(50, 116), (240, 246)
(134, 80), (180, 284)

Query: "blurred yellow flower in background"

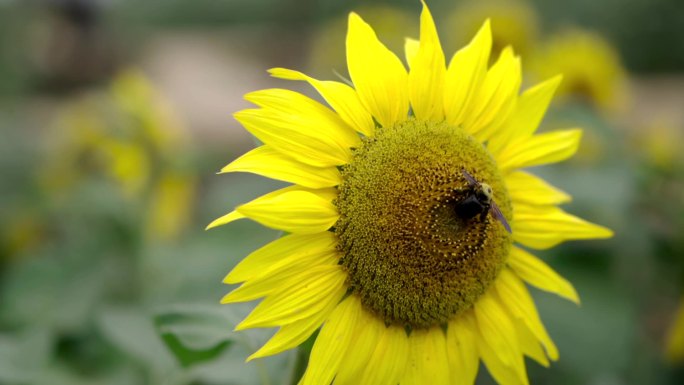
(2, 213), (45, 259)
(145, 171), (196, 242)
(210, 2), (612, 384)
(666, 298), (684, 364)
(443, 0), (539, 60)
(528, 29), (630, 113)
(40, 70), (196, 242)
(635, 120), (683, 171)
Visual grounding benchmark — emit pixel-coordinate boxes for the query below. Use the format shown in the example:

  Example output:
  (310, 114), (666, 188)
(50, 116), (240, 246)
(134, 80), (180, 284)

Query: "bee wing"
(490, 201), (512, 234)
(461, 169), (478, 186)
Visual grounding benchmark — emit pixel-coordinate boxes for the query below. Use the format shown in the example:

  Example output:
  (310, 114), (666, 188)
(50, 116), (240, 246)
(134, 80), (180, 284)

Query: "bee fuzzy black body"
(455, 191), (491, 221)
(456, 169), (512, 233)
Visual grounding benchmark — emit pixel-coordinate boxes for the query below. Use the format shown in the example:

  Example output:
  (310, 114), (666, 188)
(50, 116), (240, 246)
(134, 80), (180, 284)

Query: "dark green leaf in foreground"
(97, 307), (177, 374)
(154, 304), (240, 368)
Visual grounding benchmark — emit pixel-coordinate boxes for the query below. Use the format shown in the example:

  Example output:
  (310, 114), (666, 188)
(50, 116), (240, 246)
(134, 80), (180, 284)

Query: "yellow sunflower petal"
(207, 180), (298, 231)
(473, 292), (523, 369)
(402, 328), (450, 385)
(245, 88), (360, 143)
(508, 246), (580, 304)
(446, 314), (479, 385)
(495, 269), (559, 361)
(444, 20), (492, 125)
(224, 232), (336, 284)
(357, 323), (409, 385)
(334, 310), (384, 385)
(268, 68), (375, 136)
(307, 186), (337, 202)
(496, 129), (582, 172)
(513, 204), (613, 249)
(347, 12), (409, 128)
(221, 249), (338, 304)
(511, 317), (550, 367)
(489, 75), (563, 155)
(505, 170), (572, 206)
(300, 295), (363, 385)
(235, 189), (338, 234)
(210, 186), (332, 231)
(404, 38), (420, 68)
(220, 145), (341, 189)
(475, 300), (529, 385)
(464, 46), (521, 141)
(234, 93), (358, 168)
(478, 342), (528, 385)
(408, 1), (446, 121)
(235, 265), (346, 330)
(205, 210), (246, 230)
(246, 284), (341, 360)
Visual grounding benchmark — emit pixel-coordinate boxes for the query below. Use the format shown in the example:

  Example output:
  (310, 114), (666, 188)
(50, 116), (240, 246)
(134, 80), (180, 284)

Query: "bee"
(455, 169), (512, 233)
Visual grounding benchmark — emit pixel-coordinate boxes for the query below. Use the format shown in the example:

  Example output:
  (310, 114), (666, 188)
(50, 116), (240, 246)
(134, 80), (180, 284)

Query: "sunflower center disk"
(334, 119), (512, 329)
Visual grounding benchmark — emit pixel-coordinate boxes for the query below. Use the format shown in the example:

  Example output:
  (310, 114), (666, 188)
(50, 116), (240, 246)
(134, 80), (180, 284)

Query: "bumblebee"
(456, 169), (512, 233)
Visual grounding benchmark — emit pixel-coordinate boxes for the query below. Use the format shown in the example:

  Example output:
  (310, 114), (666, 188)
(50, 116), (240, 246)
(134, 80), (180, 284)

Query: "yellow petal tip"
(246, 348), (270, 362)
(347, 12), (369, 32)
(599, 227), (614, 238)
(232, 109), (252, 123)
(268, 67), (303, 81)
(501, 45), (515, 57)
(205, 210), (245, 230)
(548, 352), (560, 362)
(589, 223), (614, 239)
(266, 67), (283, 76)
(550, 73), (564, 86)
(478, 18), (492, 40)
(234, 321), (248, 331)
(245, 354), (257, 362)
(566, 289), (581, 305)
(222, 272), (240, 285)
(419, 0), (431, 15)
(220, 293), (236, 305)
(559, 192), (573, 203)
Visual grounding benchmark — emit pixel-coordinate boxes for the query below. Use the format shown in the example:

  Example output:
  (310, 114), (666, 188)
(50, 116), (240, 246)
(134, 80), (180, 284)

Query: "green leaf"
(97, 306), (177, 373)
(153, 303), (240, 368)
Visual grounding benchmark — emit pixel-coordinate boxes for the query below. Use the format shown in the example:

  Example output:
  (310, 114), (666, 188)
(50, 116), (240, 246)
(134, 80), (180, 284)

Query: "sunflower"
(208, 2), (612, 384)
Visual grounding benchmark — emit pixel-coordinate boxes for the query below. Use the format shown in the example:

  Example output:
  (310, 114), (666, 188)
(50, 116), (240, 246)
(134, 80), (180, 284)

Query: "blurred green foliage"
(0, 0), (683, 384)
